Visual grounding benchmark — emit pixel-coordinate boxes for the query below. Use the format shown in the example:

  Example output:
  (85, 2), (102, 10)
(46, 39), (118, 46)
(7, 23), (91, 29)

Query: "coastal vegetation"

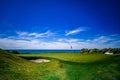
(80, 48), (120, 54)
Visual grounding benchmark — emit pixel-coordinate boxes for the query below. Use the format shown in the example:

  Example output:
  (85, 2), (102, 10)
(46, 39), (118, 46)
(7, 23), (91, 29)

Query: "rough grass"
(0, 51), (120, 80)
(0, 51), (60, 80)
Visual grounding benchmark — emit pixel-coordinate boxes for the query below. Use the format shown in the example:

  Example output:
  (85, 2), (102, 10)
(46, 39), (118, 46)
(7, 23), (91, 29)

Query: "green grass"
(0, 51), (120, 80)
(18, 53), (114, 63)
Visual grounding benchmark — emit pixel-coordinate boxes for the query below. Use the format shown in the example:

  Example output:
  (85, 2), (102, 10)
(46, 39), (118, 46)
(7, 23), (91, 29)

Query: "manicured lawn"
(0, 51), (120, 80)
(18, 53), (115, 63)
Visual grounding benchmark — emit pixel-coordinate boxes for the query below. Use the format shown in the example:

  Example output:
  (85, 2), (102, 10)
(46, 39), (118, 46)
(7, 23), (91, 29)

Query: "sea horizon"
(8, 49), (81, 53)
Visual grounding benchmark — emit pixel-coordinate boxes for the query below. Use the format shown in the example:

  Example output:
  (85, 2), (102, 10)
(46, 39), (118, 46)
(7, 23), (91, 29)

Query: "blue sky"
(0, 0), (120, 49)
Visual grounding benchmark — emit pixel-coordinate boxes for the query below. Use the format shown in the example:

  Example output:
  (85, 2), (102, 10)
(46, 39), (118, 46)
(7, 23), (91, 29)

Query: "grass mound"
(0, 49), (64, 80)
(0, 49), (31, 80)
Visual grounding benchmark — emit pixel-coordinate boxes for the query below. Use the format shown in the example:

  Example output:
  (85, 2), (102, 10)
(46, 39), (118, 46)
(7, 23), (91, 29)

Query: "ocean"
(9, 49), (81, 53)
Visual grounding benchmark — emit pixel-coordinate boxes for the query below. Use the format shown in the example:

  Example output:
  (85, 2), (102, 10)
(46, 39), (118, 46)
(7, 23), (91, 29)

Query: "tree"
(4, 50), (10, 53)
(12, 50), (19, 54)
(81, 48), (89, 53)
(100, 48), (108, 53)
(89, 48), (100, 54)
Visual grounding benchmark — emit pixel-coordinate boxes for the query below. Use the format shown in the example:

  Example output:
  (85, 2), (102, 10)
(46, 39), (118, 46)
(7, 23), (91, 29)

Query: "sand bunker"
(30, 59), (50, 63)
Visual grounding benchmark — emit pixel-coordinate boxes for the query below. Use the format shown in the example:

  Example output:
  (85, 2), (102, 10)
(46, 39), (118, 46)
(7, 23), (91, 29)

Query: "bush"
(12, 50), (19, 54)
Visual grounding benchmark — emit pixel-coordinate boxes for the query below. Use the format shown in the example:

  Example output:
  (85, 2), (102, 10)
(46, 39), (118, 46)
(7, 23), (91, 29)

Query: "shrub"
(12, 50), (19, 54)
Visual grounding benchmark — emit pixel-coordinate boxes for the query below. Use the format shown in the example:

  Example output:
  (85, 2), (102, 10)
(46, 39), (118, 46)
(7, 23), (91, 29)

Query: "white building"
(105, 52), (113, 55)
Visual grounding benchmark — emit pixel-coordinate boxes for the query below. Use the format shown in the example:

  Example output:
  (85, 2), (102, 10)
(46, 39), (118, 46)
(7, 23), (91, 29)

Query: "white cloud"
(93, 36), (114, 43)
(58, 38), (79, 43)
(16, 32), (28, 36)
(0, 38), (70, 49)
(0, 35), (120, 49)
(29, 30), (54, 38)
(65, 27), (86, 36)
(13, 30), (55, 40)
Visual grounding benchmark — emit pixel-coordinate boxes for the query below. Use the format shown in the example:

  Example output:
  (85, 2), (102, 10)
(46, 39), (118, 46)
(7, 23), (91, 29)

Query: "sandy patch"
(30, 59), (50, 63)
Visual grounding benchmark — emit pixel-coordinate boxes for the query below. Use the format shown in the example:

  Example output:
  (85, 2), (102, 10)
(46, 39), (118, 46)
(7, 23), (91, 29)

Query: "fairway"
(19, 53), (115, 63)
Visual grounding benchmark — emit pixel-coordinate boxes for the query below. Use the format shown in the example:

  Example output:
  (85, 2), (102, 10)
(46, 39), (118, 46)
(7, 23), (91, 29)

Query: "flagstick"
(71, 46), (73, 53)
